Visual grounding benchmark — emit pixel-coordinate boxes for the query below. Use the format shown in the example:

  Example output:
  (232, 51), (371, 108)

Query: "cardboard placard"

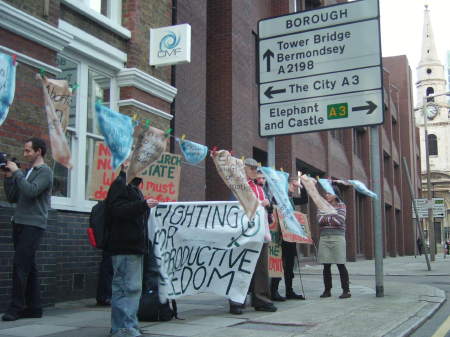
(268, 212), (283, 277)
(88, 142), (181, 201)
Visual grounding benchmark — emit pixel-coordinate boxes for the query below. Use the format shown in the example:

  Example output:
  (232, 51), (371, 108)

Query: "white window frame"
(61, 0), (130, 39)
(52, 53), (120, 213)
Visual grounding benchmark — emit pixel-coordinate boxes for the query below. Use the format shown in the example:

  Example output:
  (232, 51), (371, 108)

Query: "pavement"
(0, 254), (448, 337)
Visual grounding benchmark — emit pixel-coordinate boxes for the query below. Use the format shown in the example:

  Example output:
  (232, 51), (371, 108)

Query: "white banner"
(149, 201), (265, 304)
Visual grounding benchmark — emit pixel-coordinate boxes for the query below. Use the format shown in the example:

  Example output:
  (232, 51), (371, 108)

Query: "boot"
(338, 265), (351, 299)
(270, 278), (286, 302)
(320, 267), (332, 298)
(285, 277), (305, 300)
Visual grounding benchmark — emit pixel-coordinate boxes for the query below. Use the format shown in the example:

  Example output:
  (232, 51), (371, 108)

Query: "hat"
(243, 157), (258, 167)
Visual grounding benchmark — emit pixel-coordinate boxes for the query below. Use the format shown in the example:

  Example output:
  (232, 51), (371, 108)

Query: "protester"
(269, 177), (307, 301)
(2, 138), (53, 321)
(105, 161), (158, 337)
(229, 158), (277, 314)
(301, 175), (351, 299)
(416, 237), (423, 256)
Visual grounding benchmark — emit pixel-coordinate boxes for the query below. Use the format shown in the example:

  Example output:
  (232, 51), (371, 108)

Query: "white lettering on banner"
(149, 201), (265, 304)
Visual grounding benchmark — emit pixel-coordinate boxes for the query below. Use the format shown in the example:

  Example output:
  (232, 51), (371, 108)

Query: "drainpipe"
(170, 0), (177, 153)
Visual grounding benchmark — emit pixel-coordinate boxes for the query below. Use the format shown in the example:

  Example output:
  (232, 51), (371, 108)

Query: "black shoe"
(254, 303), (277, 312)
(229, 305), (243, 315)
(286, 290), (306, 300)
(20, 308), (43, 318)
(339, 291), (351, 299)
(320, 290), (331, 298)
(271, 290), (286, 302)
(2, 313), (19, 321)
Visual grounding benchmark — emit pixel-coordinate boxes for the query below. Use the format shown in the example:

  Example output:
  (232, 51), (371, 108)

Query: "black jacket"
(105, 171), (150, 255)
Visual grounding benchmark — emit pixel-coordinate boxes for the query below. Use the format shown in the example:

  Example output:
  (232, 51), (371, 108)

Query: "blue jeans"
(110, 255), (143, 337)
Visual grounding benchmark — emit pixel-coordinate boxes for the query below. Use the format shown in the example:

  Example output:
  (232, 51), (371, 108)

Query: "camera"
(0, 152), (20, 171)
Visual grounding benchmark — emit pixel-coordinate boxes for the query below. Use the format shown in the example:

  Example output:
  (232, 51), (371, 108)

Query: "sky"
(379, 0), (450, 104)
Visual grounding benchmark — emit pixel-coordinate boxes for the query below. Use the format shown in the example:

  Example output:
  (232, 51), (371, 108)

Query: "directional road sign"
(258, 0), (383, 137)
(412, 198), (446, 218)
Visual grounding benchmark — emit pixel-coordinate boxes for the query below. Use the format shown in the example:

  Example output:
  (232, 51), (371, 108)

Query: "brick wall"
(3, 0), (59, 26)
(0, 207), (100, 312)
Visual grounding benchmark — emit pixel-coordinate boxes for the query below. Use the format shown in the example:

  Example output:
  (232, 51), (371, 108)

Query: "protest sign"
(127, 126), (168, 183)
(43, 77), (72, 132)
(212, 150), (259, 219)
(177, 138), (208, 164)
(149, 201), (265, 304)
(260, 167), (308, 239)
(0, 53), (16, 126)
(268, 213), (283, 278)
(95, 103), (135, 170)
(37, 74), (72, 168)
(277, 208), (313, 244)
(88, 142), (181, 201)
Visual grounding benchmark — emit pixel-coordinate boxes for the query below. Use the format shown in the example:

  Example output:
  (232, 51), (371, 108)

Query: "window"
(330, 129), (344, 144)
(426, 87), (435, 102)
(53, 54), (116, 211)
(61, 0), (129, 38)
(428, 134), (438, 156)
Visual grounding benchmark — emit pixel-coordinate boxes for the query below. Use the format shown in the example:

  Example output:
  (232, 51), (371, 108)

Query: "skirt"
(317, 234), (346, 264)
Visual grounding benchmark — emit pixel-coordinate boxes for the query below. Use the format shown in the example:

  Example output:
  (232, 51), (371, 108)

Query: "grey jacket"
(4, 164), (53, 229)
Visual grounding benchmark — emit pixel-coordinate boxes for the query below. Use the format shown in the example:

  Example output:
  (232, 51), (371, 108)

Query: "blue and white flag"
(0, 53), (17, 126)
(318, 178), (335, 195)
(348, 179), (378, 199)
(177, 138), (208, 164)
(260, 167), (308, 239)
(95, 103), (135, 170)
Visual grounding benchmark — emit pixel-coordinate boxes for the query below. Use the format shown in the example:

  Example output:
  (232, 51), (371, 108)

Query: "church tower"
(415, 5), (449, 171)
(415, 5), (450, 244)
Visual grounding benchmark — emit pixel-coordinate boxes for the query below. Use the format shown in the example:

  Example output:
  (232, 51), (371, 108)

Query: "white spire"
(418, 5), (440, 66)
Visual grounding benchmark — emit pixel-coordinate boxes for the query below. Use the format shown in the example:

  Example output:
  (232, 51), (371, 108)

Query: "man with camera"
(2, 138), (53, 321)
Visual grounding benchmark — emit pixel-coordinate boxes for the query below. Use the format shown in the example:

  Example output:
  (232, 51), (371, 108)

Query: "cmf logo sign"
(158, 31), (182, 58)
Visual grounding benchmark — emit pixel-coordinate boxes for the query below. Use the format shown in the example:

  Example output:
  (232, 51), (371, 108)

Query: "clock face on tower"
(426, 104), (439, 120)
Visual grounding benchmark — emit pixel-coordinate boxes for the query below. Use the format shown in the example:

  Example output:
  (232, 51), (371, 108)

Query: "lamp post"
(419, 91), (450, 261)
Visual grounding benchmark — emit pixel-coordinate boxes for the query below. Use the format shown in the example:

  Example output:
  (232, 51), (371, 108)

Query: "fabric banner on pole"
(276, 208), (313, 244)
(37, 74), (72, 168)
(149, 201), (265, 304)
(0, 53), (16, 126)
(177, 138), (208, 165)
(268, 212), (283, 278)
(318, 178), (335, 195)
(212, 150), (259, 219)
(260, 167), (307, 239)
(348, 179), (378, 199)
(95, 103), (135, 170)
(127, 126), (167, 183)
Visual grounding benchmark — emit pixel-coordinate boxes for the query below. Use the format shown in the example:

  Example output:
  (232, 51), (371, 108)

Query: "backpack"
(138, 241), (178, 322)
(87, 200), (109, 249)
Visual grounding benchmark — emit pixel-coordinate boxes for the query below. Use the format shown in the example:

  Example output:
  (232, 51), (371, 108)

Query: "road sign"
(412, 198), (446, 218)
(258, 0), (383, 137)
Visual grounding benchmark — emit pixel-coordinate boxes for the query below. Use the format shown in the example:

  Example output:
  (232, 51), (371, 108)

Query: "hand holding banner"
(300, 174), (337, 215)
(36, 74), (72, 168)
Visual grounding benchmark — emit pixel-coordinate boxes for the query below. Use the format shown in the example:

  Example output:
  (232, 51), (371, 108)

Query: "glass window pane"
(87, 69), (110, 135)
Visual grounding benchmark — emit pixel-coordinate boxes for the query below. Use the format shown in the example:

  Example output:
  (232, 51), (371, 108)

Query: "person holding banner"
(105, 162), (159, 337)
(305, 179), (351, 299)
(269, 178), (307, 302)
(229, 158), (276, 315)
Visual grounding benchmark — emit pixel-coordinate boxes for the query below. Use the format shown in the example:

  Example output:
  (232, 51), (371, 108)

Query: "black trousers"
(8, 223), (44, 315)
(96, 251), (113, 303)
(271, 241), (298, 289)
